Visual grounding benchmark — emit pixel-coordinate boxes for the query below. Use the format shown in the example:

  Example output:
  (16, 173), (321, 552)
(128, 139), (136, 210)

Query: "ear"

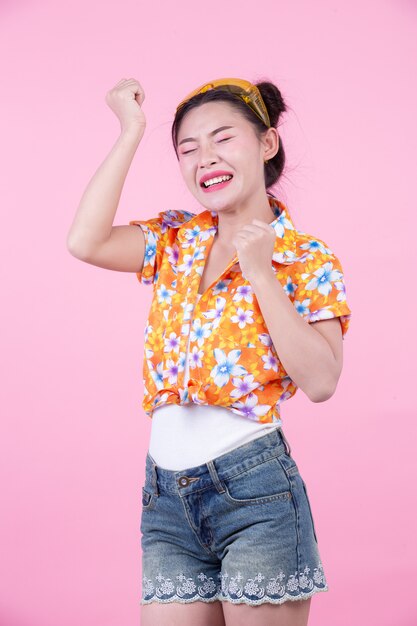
(262, 127), (279, 161)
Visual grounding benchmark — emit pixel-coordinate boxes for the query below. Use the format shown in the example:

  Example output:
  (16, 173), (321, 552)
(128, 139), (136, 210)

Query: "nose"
(198, 143), (219, 169)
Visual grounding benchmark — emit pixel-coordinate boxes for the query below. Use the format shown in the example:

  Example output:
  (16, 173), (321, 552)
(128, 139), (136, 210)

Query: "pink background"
(1, 0), (416, 624)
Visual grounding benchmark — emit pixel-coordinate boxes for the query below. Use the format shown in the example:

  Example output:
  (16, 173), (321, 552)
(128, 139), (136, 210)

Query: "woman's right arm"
(66, 78), (148, 274)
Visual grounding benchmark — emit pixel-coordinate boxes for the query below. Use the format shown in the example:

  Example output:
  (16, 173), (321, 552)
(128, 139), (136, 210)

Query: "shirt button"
(178, 476), (190, 487)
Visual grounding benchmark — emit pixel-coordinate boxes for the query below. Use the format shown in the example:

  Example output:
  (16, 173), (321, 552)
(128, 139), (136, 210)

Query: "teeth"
(202, 175), (232, 188)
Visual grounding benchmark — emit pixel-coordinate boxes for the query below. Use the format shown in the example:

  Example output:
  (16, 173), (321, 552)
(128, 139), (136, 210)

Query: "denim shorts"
(140, 427), (329, 607)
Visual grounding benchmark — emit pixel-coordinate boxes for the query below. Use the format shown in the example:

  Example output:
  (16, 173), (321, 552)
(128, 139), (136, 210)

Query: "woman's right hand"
(105, 78), (146, 134)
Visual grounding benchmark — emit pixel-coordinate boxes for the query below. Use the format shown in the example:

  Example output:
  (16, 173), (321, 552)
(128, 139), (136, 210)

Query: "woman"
(67, 77), (352, 626)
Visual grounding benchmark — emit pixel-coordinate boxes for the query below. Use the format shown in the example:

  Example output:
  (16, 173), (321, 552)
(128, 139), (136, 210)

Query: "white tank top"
(148, 293), (281, 471)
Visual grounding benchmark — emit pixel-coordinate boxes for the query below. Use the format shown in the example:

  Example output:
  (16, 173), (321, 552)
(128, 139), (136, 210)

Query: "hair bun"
(255, 82), (287, 127)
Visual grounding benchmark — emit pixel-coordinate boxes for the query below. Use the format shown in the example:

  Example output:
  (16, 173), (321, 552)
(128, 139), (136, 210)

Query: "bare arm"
(66, 78), (148, 273)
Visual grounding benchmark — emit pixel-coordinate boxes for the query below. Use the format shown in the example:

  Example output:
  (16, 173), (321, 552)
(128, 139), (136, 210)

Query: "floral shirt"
(129, 195), (352, 423)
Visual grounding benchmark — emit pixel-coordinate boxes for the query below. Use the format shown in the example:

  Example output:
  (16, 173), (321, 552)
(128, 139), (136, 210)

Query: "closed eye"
(181, 137), (233, 155)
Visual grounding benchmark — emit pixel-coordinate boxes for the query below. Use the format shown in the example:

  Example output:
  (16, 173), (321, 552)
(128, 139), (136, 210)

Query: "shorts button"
(178, 476), (190, 487)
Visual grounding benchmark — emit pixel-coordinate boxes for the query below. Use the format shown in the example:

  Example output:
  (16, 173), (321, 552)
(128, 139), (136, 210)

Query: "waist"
(148, 402), (282, 471)
(145, 425), (292, 494)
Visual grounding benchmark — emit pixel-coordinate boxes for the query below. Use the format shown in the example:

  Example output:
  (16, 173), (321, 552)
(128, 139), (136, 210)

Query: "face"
(176, 101), (276, 212)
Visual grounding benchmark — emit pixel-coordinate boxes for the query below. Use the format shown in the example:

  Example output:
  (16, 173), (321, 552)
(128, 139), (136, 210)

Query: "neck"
(213, 192), (277, 243)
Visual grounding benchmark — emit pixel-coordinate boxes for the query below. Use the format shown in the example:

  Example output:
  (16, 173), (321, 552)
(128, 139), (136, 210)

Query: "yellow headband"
(176, 77), (271, 128)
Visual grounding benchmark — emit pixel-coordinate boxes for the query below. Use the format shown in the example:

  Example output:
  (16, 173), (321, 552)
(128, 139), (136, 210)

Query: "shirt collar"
(177, 194), (299, 266)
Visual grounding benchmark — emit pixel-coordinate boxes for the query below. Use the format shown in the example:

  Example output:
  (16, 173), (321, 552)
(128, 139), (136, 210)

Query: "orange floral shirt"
(129, 194), (352, 423)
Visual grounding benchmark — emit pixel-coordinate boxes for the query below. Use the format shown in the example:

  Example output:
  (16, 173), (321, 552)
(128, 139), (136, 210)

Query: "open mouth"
(200, 174), (233, 191)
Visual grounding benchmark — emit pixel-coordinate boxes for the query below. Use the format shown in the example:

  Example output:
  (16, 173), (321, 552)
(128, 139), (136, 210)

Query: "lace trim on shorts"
(141, 561), (328, 605)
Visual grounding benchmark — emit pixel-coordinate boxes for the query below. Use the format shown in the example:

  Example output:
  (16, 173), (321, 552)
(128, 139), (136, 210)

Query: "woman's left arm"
(234, 217), (346, 403)
(249, 268), (343, 403)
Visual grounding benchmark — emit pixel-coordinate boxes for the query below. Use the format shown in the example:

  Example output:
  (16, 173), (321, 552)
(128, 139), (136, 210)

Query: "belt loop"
(278, 427), (292, 457)
(207, 460), (225, 494)
(148, 454), (159, 496)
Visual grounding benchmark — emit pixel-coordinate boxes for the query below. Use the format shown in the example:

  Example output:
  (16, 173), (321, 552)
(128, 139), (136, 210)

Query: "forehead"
(177, 101), (246, 138)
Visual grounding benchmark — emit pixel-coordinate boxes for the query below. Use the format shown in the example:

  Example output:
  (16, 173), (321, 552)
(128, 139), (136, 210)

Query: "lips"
(199, 170), (234, 186)
(200, 176), (233, 193)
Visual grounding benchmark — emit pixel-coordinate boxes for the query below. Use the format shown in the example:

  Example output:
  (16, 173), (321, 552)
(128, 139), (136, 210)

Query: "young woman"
(67, 77), (352, 626)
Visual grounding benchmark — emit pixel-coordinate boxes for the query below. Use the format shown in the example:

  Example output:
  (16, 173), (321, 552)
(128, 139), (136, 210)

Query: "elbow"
(66, 234), (90, 260)
(309, 387), (334, 403)
(307, 376), (339, 403)
(66, 239), (83, 260)
(67, 232), (78, 254)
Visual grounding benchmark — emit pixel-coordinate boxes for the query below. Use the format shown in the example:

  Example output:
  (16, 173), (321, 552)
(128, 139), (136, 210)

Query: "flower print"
(167, 244), (180, 269)
(232, 392), (271, 419)
(282, 275), (297, 298)
(335, 279), (347, 302)
(178, 351), (186, 372)
(178, 253), (194, 276)
(230, 374), (258, 398)
(273, 247), (308, 264)
(164, 331), (180, 354)
(189, 345), (204, 369)
(184, 223), (213, 245)
(182, 301), (195, 322)
(299, 239), (328, 255)
(262, 349), (279, 372)
(258, 332), (273, 348)
(156, 283), (176, 306)
(230, 306), (254, 329)
(304, 261), (344, 297)
(203, 297), (226, 328)
(190, 318), (212, 347)
(197, 574), (218, 596)
(193, 245), (206, 263)
(280, 376), (293, 391)
(294, 297), (311, 317)
(164, 358), (180, 384)
(204, 223), (217, 241)
(243, 578), (263, 598)
(307, 307), (343, 323)
(161, 209), (196, 228)
(150, 362), (164, 389)
(159, 578), (175, 596)
(211, 348), (248, 387)
(144, 323), (152, 342)
(130, 196), (352, 421)
(142, 230), (157, 267)
(183, 225), (204, 245)
(234, 284), (253, 303)
(212, 279), (233, 295)
(178, 579), (197, 597)
(273, 210), (295, 238)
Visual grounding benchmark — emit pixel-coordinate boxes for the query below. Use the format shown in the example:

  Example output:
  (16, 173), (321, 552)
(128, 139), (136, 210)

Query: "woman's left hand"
(231, 218), (276, 281)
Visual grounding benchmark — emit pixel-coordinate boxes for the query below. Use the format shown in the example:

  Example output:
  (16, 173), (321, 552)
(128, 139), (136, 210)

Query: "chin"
(200, 188), (243, 212)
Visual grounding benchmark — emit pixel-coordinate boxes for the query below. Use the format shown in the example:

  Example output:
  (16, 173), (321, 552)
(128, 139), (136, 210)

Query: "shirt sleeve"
(291, 238), (352, 339)
(128, 209), (196, 286)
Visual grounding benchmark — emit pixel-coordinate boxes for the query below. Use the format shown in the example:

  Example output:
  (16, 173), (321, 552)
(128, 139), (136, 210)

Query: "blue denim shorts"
(140, 427), (329, 607)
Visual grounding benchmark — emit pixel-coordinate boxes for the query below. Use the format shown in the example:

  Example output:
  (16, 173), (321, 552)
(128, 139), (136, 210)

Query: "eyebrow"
(178, 125), (235, 146)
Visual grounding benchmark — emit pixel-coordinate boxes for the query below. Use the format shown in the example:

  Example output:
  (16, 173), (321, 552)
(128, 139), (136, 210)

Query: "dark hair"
(171, 80), (288, 190)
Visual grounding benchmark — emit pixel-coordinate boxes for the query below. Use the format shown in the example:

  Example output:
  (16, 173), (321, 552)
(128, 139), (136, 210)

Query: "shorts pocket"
(220, 456), (292, 506)
(141, 486), (157, 512)
(301, 479), (318, 543)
